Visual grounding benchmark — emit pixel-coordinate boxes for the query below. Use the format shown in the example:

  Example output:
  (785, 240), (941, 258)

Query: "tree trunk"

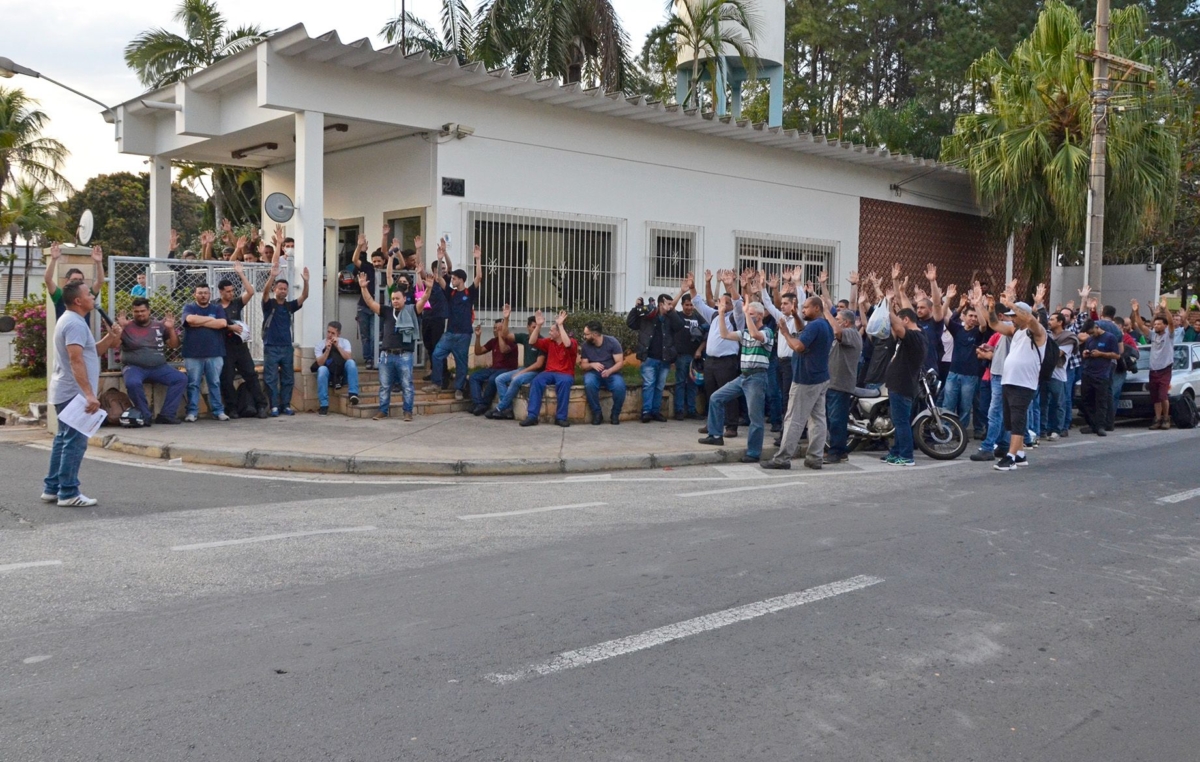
(212, 169), (225, 233)
(4, 248), (13, 305)
(23, 238), (31, 298)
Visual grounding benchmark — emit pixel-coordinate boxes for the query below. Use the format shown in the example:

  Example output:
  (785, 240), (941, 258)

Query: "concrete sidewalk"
(85, 411), (759, 476)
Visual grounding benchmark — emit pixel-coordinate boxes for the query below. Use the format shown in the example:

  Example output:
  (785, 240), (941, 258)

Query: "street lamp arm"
(0, 56), (114, 116)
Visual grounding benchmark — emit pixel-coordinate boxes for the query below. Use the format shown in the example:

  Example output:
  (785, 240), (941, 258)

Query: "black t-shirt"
(885, 329), (928, 398)
(221, 298), (245, 347)
(354, 261), (376, 307)
(379, 304), (418, 353)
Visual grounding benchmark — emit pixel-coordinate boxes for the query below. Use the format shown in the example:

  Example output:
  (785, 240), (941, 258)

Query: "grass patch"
(0, 366), (47, 412)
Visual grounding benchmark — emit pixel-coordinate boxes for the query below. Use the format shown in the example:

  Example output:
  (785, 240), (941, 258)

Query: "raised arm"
(554, 311), (571, 347)
(352, 233), (367, 269)
(234, 261), (255, 305)
(90, 246), (105, 295)
(472, 245), (483, 287)
(1129, 299), (1148, 336)
(891, 263), (912, 311)
(473, 324), (488, 355)
(358, 272), (381, 314)
(716, 303), (738, 342)
(44, 242), (61, 293)
(497, 304), (512, 354)
(925, 264), (945, 322)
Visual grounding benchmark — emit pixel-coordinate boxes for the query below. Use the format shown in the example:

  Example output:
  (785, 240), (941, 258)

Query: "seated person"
(314, 321), (360, 416)
(119, 297), (186, 424)
(520, 310), (578, 428)
(580, 320), (626, 425)
(469, 305), (519, 415)
(488, 315), (546, 419)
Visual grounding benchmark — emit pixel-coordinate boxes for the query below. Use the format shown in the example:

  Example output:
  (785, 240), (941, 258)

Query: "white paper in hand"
(59, 394), (107, 438)
(233, 320), (251, 343)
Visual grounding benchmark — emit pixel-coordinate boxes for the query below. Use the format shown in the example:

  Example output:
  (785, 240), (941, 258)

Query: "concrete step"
(335, 398), (472, 418)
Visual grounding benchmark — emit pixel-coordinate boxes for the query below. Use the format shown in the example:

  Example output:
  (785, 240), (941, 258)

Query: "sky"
(2, 0), (665, 195)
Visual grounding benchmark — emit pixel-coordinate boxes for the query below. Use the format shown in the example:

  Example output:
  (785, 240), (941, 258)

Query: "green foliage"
(123, 0), (270, 89)
(61, 172), (205, 258)
(3, 295), (48, 376)
(0, 86), (70, 203)
(103, 284), (186, 324)
(0, 365), (47, 411)
(562, 310), (636, 353)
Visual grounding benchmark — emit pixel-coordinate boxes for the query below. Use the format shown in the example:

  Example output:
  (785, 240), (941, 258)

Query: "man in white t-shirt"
(42, 282), (123, 507)
(314, 321), (360, 416)
(972, 287), (1047, 471)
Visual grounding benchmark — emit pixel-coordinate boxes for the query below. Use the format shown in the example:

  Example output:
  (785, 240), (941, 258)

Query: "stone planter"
(513, 384), (676, 423)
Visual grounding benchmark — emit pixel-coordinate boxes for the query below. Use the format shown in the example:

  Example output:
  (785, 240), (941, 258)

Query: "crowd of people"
(39, 223), (1195, 506)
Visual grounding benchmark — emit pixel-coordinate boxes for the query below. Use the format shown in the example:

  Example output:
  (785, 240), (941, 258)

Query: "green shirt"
(517, 332), (542, 369)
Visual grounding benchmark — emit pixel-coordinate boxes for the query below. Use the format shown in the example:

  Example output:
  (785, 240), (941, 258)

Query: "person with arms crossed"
(181, 284), (232, 423)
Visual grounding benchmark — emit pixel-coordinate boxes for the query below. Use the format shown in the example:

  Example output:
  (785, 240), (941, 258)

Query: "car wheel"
(1170, 392), (1198, 430)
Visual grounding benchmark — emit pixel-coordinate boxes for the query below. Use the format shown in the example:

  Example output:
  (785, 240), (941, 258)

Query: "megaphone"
(264, 192), (296, 223)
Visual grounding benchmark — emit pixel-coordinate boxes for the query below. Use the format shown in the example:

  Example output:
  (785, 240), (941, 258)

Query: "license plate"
(1118, 399), (1133, 409)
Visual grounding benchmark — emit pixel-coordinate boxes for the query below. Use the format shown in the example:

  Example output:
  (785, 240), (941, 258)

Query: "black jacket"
(627, 305), (684, 362)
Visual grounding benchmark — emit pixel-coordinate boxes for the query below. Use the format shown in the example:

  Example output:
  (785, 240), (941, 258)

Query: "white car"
(1117, 341), (1200, 428)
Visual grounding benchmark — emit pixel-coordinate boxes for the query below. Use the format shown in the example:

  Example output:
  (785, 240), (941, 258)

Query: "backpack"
(1034, 330), (1060, 384)
(1120, 341), (1140, 374)
(235, 382), (259, 418)
(100, 388), (133, 427)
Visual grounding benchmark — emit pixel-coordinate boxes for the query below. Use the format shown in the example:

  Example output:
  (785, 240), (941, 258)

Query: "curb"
(96, 434), (749, 476)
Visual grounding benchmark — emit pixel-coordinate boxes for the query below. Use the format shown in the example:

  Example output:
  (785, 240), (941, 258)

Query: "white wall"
(1050, 264), (1162, 314)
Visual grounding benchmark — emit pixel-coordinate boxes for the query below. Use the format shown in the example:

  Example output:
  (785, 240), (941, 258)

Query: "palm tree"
(941, 0), (1185, 280)
(647, 0), (762, 111)
(124, 0), (270, 89)
(380, 2), (475, 60)
(2, 179), (64, 301)
(0, 87), (70, 214)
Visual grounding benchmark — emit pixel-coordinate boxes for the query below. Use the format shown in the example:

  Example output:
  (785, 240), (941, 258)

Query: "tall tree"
(123, 0), (270, 89)
(2, 180), (65, 301)
(63, 172), (205, 259)
(381, 0), (475, 60)
(941, 1), (1187, 282)
(644, 0), (762, 112)
(0, 87), (69, 211)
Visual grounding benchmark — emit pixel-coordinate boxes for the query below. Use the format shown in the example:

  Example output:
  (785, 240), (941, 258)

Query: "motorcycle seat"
(853, 386), (882, 399)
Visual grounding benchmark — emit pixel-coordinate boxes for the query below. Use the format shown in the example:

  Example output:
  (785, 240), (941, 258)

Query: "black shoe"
(698, 425), (709, 434)
(1096, 429), (1107, 437)
(555, 419), (571, 428)
(673, 412), (685, 421)
(1104, 426), (1114, 432)
(970, 450), (995, 462)
(652, 413), (668, 423)
(473, 405), (489, 416)
(769, 423), (782, 433)
(334, 382), (343, 390)
(498, 408), (515, 420)
(227, 410), (239, 420)
(724, 428), (738, 439)
(760, 460), (790, 470)
(823, 454), (848, 465)
(773, 438), (782, 447)
(592, 411), (603, 425)
(318, 406), (329, 416)
(1014, 454), (1029, 467)
(803, 458), (823, 470)
(994, 455), (1017, 471)
(349, 394), (360, 406)
(642, 414), (653, 423)
(698, 435), (725, 446)
(153, 414), (180, 425)
(256, 406), (269, 419)
(740, 455), (760, 463)
(485, 409), (499, 419)
(519, 417), (538, 427)
(1080, 426), (1095, 434)
(610, 413), (620, 425)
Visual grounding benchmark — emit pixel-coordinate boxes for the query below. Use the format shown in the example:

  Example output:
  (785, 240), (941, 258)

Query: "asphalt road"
(2, 424), (1199, 761)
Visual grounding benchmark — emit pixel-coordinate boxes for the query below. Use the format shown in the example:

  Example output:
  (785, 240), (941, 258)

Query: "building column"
(676, 68), (691, 109)
(148, 156), (171, 258)
(730, 77), (744, 120)
(294, 110), (325, 354)
(766, 65), (784, 128)
(714, 62), (728, 117)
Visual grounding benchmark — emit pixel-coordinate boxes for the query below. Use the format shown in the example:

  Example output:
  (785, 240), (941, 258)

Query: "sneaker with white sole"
(39, 493), (58, 503)
(184, 414), (198, 423)
(1047, 432), (1060, 442)
(1014, 454), (1029, 467)
(994, 455), (1017, 471)
(214, 413), (230, 421)
(57, 494), (98, 507)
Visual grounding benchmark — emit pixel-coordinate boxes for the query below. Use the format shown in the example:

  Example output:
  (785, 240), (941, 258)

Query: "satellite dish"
(264, 192), (295, 223)
(0, 315), (16, 333)
(77, 209), (94, 245)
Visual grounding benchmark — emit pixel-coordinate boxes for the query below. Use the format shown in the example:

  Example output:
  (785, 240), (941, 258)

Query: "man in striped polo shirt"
(698, 300), (774, 462)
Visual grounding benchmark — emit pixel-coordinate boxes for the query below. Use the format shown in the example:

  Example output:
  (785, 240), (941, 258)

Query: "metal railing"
(734, 231), (838, 301)
(104, 256), (293, 368)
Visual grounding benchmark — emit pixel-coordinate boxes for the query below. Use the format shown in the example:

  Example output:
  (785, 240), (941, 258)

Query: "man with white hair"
(698, 299), (773, 462)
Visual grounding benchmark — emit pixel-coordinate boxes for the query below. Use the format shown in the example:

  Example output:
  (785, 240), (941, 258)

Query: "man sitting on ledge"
(520, 310), (578, 428)
(580, 320), (626, 425)
(119, 297), (186, 425)
(314, 321), (360, 416)
(469, 305), (518, 416)
(487, 313), (546, 420)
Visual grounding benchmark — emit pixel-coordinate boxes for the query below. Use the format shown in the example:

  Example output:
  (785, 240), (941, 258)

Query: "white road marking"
(1156, 487), (1200, 504)
(1122, 431), (1158, 438)
(22, 655), (51, 664)
(564, 474), (613, 482)
(714, 464), (767, 480)
(459, 502), (608, 520)
(171, 526), (377, 551)
(1047, 441), (1097, 449)
(677, 480), (806, 497)
(486, 575), (884, 684)
(0, 560), (63, 573)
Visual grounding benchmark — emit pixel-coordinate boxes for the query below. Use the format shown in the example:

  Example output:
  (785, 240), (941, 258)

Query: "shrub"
(562, 310), (637, 354)
(4, 295), (48, 376)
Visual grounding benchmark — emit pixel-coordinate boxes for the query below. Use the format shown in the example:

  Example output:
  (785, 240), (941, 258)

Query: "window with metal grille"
(734, 231), (838, 299)
(467, 205), (625, 321)
(646, 222), (701, 291)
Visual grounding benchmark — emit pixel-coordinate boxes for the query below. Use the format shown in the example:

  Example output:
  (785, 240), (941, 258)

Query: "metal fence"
(370, 272), (427, 368)
(104, 256), (292, 368)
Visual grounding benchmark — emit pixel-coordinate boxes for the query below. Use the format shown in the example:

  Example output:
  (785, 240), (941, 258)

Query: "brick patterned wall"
(858, 198), (1026, 298)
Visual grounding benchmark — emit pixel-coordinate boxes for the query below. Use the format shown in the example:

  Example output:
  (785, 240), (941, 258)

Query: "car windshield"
(1175, 345), (1189, 371)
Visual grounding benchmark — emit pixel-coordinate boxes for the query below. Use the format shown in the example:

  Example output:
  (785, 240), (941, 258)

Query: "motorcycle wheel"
(915, 413), (968, 460)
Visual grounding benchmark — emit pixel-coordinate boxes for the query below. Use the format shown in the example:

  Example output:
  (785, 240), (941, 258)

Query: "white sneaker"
(57, 494), (98, 508)
(184, 414), (198, 422)
(214, 413), (230, 421)
(39, 493), (58, 503)
(1047, 432), (1059, 442)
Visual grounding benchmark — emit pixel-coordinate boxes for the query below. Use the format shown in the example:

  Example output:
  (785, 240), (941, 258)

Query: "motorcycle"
(846, 368), (968, 460)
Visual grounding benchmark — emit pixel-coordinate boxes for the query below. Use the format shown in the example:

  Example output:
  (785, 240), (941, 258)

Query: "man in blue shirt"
(424, 244), (483, 400)
(181, 284), (231, 422)
(942, 305), (987, 432)
(261, 261), (310, 416)
(764, 296), (833, 470)
(1079, 319), (1121, 436)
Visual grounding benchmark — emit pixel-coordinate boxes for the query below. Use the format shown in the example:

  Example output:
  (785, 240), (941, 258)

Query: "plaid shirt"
(1066, 312), (1090, 370)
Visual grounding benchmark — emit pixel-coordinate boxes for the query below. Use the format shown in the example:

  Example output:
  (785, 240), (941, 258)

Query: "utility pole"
(1083, 0), (1110, 299)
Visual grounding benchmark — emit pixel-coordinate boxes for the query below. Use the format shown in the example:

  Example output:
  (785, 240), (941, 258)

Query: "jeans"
(888, 392), (915, 461)
(262, 344), (294, 411)
(940, 372), (979, 432)
(356, 304), (375, 365)
(494, 369), (539, 412)
(640, 358), (669, 415)
(469, 367), (505, 408)
(44, 400), (88, 499)
(431, 332), (471, 391)
(766, 353), (783, 426)
(1040, 378), (1068, 435)
(1067, 365), (1082, 429)
(1081, 375), (1112, 432)
(1026, 390), (1041, 442)
(773, 380), (828, 464)
(123, 363), (186, 420)
(826, 389), (852, 458)
(585, 371), (627, 418)
(184, 357), (225, 417)
(1110, 370), (1126, 426)
(973, 376), (990, 437)
(707, 372), (767, 458)
(527, 371), (574, 421)
(674, 355), (697, 415)
(378, 351), (414, 414)
(317, 359), (359, 407)
(705, 355), (741, 431)
(980, 375), (1007, 452)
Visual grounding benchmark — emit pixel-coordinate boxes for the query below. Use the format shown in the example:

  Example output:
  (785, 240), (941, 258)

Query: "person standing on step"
(217, 262), (269, 419)
(359, 271), (426, 421)
(118, 297), (185, 425)
(580, 320), (627, 425)
(351, 228), (388, 369)
(261, 254), (310, 417)
(520, 310), (579, 428)
(469, 308), (519, 416)
(424, 244), (483, 401)
(698, 300), (773, 462)
(314, 321), (360, 416)
(420, 244), (451, 385)
(488, 314), (546, 420)
(763, 296), (833, 471)
(627, 292), (683, 423)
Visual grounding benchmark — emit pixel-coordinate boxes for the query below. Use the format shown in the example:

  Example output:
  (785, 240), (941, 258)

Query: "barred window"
(734, 231), (838, 299)
(647, 222), (702, 290)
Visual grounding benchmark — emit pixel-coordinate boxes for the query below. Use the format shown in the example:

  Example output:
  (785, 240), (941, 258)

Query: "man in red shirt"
(469, 307), (519, 415)
(520, 310), (578, 428)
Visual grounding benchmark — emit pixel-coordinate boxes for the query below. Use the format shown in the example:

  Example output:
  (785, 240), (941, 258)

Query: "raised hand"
(534, 309), (545, 326)
(301, 267), (310, 282)
(1159, 296), (1169, 312)
(848, 270), (859, 285)
(818, 270), (828, 286)
(91, 245), (104, 263)
(163, 313), (175, 331)
(357, 271), (368, 288)
(390, 237), (401, 252)
(703, 269), (713, 282)
(235, 235), (248, 251)
(222, 219), (233, 234)
(1078, 284), (1091, 299)
(924, 263), (937, 282)
(945, 283), (958, 301)
(414, 235), (423, 250)
(1066, 299), (1076, 311)
(720, 270), (735, 287)
(1034, 283), (1047, 305)
(891, 262), (901, 280)
(382, 223), (391, 241)
(117, 311), (129, 327)
(502, 303), (511, 319)
(169, 229), (179, 251)
(199, 230), (215, 246)
(555, 310), (567, 324)
(473, 245), (482, 260)
(357, 233), (368, 251)
(1131, 298), (1140, 313)
(474, 324), (483, 337)
(50, 242), (62, 260)
(767, 272), (779, 290)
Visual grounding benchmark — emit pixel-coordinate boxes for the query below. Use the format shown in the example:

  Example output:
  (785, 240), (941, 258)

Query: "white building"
(109, 24), (992, 364)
